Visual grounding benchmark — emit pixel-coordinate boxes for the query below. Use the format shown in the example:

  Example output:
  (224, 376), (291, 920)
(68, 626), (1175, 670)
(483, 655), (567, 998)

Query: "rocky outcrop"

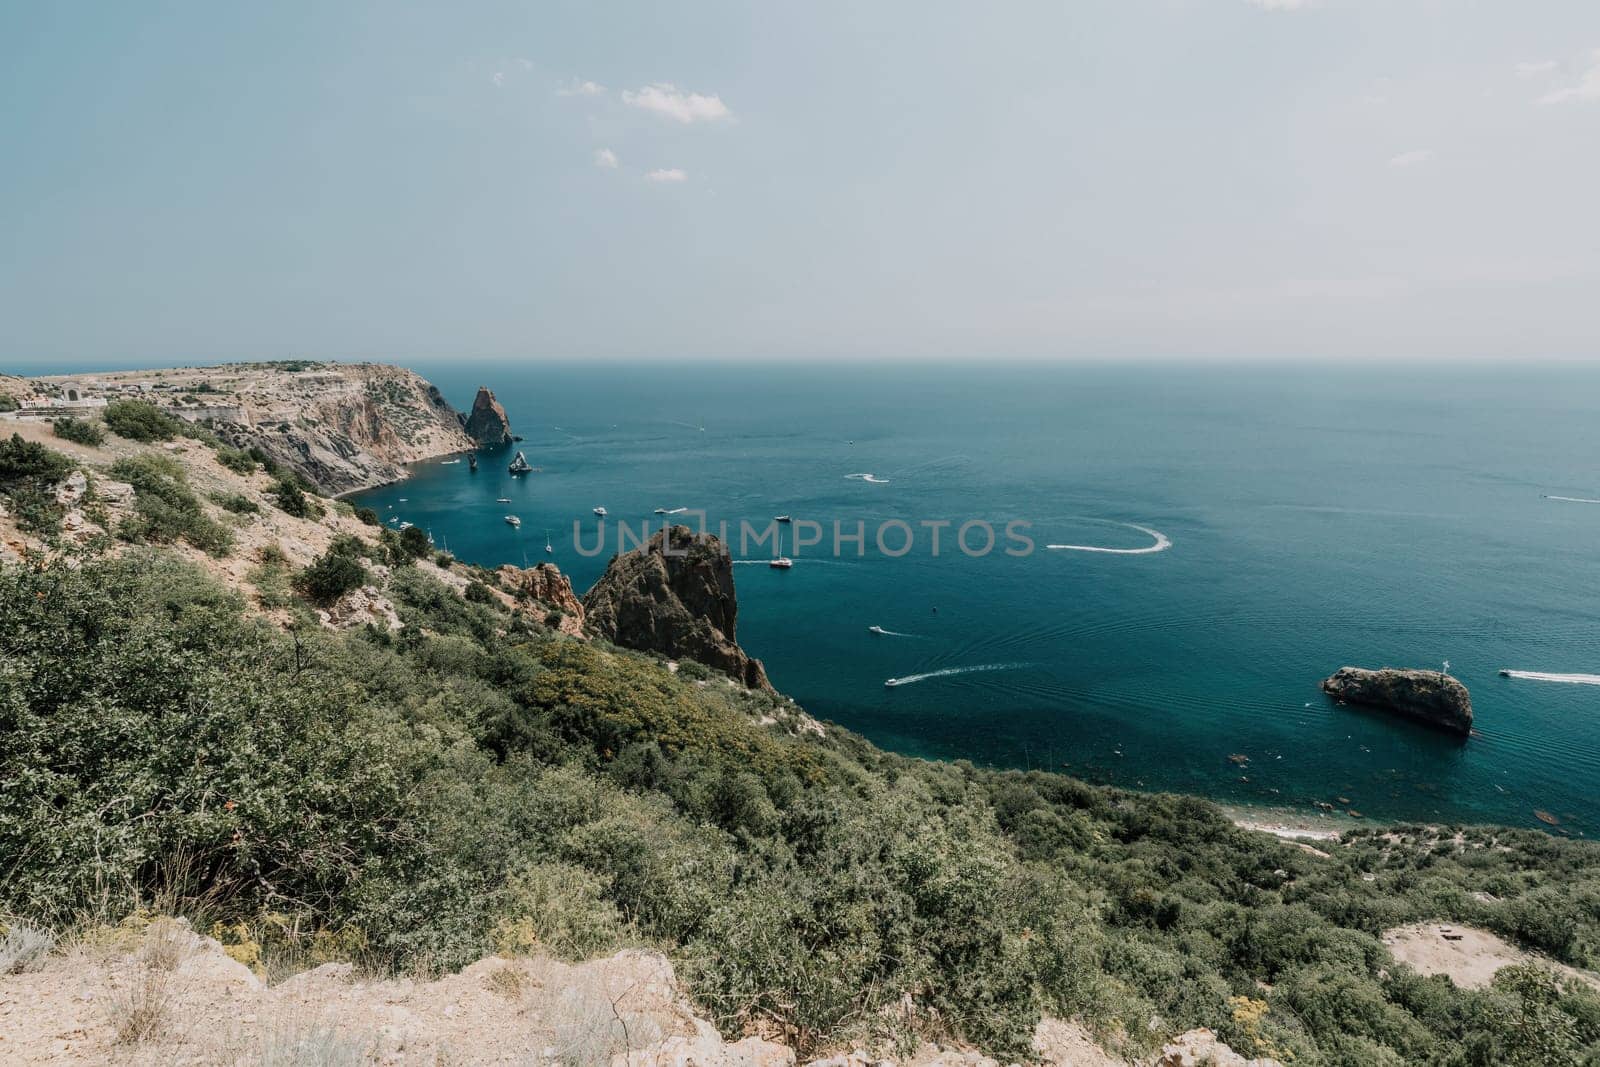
(1155, 1028), (1283, 1067)
(497, 562), (587, 637)
(461, 386), (513, 446)
(1321, 667), (1473, 736)
(583, 525), (771, 690)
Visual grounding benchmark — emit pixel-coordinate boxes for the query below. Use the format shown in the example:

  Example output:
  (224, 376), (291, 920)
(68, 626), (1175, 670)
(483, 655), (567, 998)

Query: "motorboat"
(884, 677), (903, 688)
(775, 515), (793, 523)
(593, 506), (607, 517)
(769, 557), (793, 569)
(868, 625), (887, 635)
(505, 515), (521, 527)
(496, 497), (512, 504)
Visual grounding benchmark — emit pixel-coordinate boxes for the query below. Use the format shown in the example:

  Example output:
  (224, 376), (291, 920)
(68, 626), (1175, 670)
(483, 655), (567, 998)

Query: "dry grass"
(484, 963), (526, 1000)
(545, 975), (661, 1067)
(0, 918), (55, 974)
(257, 1017), (375, 1066)
(106, 965), (179, 1046)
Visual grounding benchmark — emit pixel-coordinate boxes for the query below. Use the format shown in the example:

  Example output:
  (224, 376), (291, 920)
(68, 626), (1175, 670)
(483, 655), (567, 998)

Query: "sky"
(2, 0), (1599, 367)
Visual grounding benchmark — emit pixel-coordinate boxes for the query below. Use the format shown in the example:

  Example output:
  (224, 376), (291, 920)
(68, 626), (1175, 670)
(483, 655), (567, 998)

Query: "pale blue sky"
(3, 1), (1598, 367)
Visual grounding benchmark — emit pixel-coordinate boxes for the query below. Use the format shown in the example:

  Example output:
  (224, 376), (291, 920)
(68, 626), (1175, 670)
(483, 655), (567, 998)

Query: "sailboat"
(544, 530), (554, 554)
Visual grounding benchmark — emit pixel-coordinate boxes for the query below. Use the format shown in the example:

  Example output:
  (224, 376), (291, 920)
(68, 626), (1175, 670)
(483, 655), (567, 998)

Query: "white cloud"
(621, 83), (731, 123)
(1539, 50), (1600, 104)
(594, 148), (618, 169)
(515, 58), (534, 72)
(1514, 60), (1558, 78)
(1388, 149), (1433, 168)
(645, 168), (688, 183)
(491, 71), (505, 88)
(1246, 0), (1313, 10)
(559, 79), (606, 97)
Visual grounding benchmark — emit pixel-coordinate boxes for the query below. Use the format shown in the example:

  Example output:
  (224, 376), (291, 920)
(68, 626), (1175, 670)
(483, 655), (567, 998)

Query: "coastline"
(1222, 802), (1368, 843)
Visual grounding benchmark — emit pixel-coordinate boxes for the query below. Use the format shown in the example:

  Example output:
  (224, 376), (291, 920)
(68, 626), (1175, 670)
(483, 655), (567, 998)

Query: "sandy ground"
(1383, 923), (1600, 992)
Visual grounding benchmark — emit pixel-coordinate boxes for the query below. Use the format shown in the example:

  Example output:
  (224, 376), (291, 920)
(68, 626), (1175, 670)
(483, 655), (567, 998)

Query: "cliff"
(462, 385), (514, 446)
(497, 561), (587, 637)
(583, 524), (772, 690)
(20, 362), (474, 495)
(1321, 666), (1473, 736)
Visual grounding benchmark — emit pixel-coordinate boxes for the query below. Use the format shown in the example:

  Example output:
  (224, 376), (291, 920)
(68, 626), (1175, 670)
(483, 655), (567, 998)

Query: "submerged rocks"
(462, 386), (513, 446)
(583, 525), (772, 690)
(1320, 666), (1473, 736)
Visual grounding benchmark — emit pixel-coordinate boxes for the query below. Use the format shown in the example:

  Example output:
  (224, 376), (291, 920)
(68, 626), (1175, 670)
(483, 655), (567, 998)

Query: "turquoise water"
(353, 362), (1600, 834)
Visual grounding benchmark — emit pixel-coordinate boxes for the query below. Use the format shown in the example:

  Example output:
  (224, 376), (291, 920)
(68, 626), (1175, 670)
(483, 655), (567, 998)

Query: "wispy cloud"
(621, 84), (731, 123)
(1246, 0), (1313, 10)
(559, 79), (606, 97)
(491, 71), (505, 88)
(645, 168), (688, 183)
(1514, 60), (1558, 78)
(1539, 50), (1600, 104)
(594, 148), (618, 169)
(515, 58), (533, 72)
(1388, 149), (1433, 169)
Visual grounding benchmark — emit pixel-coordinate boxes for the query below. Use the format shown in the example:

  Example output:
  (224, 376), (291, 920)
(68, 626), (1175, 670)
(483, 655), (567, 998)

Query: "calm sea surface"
(350, 362), (1600, 834)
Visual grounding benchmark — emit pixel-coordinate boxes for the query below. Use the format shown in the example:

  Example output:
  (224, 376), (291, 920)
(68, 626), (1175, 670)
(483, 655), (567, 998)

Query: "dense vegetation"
(4, 551), (1600, 1064)
(0, 433), (74, 535)
(103, 398), (184, 442)
(109, 454), (233, 556)
(51, 415), (105, 447)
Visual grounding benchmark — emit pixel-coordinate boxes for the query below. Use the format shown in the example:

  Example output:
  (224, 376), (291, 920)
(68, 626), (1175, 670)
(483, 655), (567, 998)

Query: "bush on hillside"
(103, 399), (182, 442)
(215, 446), (258, 474)
(295, 549), (369, 606)
(0, 433), (75, 535)
(51, 416), (105, 447)
(109, 454), (233, 556)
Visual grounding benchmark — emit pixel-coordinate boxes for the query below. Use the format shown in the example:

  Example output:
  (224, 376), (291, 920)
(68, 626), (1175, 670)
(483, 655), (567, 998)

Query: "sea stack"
(583, 525), (772, 691)
(462, 386), (513, 446)
(1320, 667), (1473, 736)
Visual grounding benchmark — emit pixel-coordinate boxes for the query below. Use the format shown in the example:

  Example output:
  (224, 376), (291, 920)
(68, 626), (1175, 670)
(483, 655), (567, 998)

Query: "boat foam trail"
(885, 663), (1029, 687)
(868, 625), (916, 637)
(1545, 495), (1600, 504)
(1047, 523), (1172, 555)
(1501, 670), (1600, 686)
(845, 473), (891, 484)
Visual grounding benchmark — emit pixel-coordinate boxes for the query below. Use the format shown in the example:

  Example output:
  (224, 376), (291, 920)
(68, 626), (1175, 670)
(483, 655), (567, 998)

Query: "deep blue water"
(351, 362), (1600, 834)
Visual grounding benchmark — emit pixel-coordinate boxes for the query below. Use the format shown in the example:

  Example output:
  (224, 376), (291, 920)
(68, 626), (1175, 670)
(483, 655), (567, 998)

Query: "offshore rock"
(1321, 666), (1473, 736)
(583, 525), (772, 690)
(461, 385), (513, 446)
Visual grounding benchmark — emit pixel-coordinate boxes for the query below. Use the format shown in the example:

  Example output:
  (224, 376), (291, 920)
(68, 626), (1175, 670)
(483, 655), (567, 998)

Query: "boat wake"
(884, 663), (1029, 687)
(1544, 495), (1600, 505)
(1047, 522), (1172, 555)
(1500, 670), (1600, 686)
(868, 625), (916, 637)
(845, 473), (891, 484)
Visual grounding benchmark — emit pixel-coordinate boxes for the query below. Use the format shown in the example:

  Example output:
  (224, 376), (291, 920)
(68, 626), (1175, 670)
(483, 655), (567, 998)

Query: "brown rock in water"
(1320, 666), (1473, 736)
(583, 525), (771, 690)
(461, 386), (513, 446)
(496, 562), (586, 638)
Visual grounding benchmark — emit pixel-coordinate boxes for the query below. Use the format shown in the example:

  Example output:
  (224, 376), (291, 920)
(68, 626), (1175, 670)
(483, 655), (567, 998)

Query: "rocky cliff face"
(1321, 667), (1473, 736)
(23, 362), (475, 495)
(497, 562), (586, 638)
(583, 525), (771, 690)
(462, 386), (513, 446)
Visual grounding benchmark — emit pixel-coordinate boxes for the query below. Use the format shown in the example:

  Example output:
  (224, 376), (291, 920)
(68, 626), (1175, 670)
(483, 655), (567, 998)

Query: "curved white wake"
(868, 625), (915, 637)
(885, 662), (1028, 687)
(1047, 523), (1172, 555)
(1500, 670), (1600, 686)
(845, 473), (891, 484)
(1545, 495), (1600, 505)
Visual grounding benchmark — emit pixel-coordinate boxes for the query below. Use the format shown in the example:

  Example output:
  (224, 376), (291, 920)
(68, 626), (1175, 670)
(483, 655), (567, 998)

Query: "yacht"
(505, 515), (521, 528)
(545, 531), (554, 554)
(654, 507), (669, 515)
(884, 677), (903, 688)
(868, 625), (887, 635)
(398, 521), (413, 530)
(496, 497), (512, 504)
(769, 557), (793, 569)
(775, 515), (793, 523)
(593, 506), (607, 517)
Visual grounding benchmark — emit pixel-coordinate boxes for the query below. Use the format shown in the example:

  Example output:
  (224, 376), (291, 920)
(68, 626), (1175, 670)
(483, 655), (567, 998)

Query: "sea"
(336, 361), (1600, 835)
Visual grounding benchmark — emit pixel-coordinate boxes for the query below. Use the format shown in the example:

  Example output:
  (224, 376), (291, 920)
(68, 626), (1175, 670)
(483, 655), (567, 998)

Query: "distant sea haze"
(353, 361), (1600, 835)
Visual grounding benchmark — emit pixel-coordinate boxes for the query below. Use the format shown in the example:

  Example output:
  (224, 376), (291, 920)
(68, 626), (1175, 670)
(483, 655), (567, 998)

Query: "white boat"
(654, 507), (669, 515)
(399, 521), (413, 530)
(440, 459), (460, 465)
(775, 515), (793, 523)
(769, 557), (793, 569)
(868, 625), (887, 635)
(496, 497), (512, 503)
(593, 506), (607, 517)
(386, 516), (399, 525)
(884, 677), (903, 688)
(505, 515), (521, 527)
(545, 534), (554, 554)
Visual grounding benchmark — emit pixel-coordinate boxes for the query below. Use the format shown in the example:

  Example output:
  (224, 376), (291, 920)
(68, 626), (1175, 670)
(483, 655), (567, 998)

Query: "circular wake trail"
(1501, 670), (1600, 686)
(1047, 523), (1172, 555)
(1545, 495), (1600, 504)
(885, 662), (1030, 687)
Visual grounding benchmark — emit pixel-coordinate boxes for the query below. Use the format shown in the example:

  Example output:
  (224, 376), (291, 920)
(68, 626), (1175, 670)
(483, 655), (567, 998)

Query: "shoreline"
(1222, 803), (1369, 842)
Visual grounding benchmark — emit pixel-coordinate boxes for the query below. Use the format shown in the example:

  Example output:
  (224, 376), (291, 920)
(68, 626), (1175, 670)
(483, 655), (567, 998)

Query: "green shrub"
(215, 447), (258, 475)
(356, 506), (380, 526)
(270, 477), (322, 519)
(396, 524), (431, 561)
(109, 454), (233, 556)
(295, 549), (368, 606)
(51, 416), (105, 447)
(209, 491), (260, 515)
(102, 399), (182, 442)
(0, 393), (18, 412)
(491, 861), (629, 960)
(0, 434), (74, 535)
